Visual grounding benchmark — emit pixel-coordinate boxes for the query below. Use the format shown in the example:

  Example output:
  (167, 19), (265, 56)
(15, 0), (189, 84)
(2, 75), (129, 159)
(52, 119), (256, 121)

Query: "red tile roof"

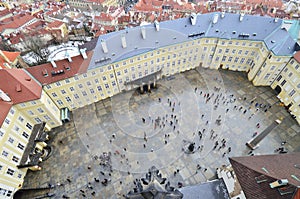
(95, 13), (114, 22)
(230, 153), (300, 199)
(0, 101), (13, 127)
(0, 8), (10, 18)
(293, 51), (300, 63)
(0, 14), (35, 33)
(0, 68), (43, 126)
(0, 50), (21, 68)
(26, 51), (93, 85)
(47, 20), (64, 29)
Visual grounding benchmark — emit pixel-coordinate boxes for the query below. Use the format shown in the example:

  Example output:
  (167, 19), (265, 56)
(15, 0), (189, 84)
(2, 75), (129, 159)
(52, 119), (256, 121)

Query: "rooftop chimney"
(154, 20), (159, 31)
(101, 39), (108, 53)
(141, 26), (146, 39)
(50, 60), (57, 68)
(66, 51), (72, 62)
(80, 48), (88, 60)
(0, 89), (11, 102)
(121, 34), (127, 48)
(239, 13), (245, 22)
(213, 13), (219, 24)
(190, 13), (197, 25)
(221, 11), (225, 18)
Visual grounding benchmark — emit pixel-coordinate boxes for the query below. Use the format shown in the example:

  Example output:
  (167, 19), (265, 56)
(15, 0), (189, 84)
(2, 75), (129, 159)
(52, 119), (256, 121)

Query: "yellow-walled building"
(0, 69), (61, 197)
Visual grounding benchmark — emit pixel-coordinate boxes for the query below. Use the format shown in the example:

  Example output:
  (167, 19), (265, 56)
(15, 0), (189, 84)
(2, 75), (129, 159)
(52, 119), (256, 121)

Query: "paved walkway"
(22, 68), (300, 199)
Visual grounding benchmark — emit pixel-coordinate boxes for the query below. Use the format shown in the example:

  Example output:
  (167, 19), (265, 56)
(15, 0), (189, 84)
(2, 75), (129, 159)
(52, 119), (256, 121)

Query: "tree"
(24, 34), (49, 65)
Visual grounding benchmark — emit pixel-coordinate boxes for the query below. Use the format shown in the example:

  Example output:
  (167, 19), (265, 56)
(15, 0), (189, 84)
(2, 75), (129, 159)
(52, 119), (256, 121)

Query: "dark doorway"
(274, 85), (282, 94)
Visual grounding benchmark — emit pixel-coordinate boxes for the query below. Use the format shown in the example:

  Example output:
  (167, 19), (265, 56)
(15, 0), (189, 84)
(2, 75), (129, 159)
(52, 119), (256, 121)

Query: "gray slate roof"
(87, 12), (299, 70)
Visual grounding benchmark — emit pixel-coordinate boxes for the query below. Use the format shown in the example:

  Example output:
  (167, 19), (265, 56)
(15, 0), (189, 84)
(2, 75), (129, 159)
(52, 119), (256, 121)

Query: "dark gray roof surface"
(179, 179), (230, 199)
(87, 12), (298, 70)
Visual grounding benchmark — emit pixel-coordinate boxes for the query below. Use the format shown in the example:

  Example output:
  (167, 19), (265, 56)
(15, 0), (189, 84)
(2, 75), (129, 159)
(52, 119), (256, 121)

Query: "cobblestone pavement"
(22, 68), (300, 199)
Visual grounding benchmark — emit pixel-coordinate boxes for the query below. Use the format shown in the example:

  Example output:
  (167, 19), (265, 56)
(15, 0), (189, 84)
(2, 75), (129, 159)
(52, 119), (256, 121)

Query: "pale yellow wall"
(43, 65), (119, 111)
(15, 91), (62, 131)
(253, 53), (290, 86)
(271, 57), (300, 123)
(0, 107), (32, 198)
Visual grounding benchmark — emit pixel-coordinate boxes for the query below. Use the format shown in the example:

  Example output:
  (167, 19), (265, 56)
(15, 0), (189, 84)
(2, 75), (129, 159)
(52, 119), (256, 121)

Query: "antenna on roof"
(0, 89), (11, 102)
(213, 13), (219, 24)
(101, 39), (108, 53)
(190, 13), (197, 25)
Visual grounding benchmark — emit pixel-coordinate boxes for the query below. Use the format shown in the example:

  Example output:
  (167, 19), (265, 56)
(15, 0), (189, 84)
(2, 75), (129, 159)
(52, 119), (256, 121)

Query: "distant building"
(1, 12), (300, 198)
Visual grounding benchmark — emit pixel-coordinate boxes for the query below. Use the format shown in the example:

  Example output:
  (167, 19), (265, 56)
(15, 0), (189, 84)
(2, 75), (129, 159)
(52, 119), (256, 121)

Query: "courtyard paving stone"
(21, 68), (300, 198)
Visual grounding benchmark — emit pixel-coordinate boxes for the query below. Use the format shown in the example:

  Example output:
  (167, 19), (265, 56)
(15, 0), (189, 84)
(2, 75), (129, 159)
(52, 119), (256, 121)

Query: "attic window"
(112, 53), (116, 56)
(25, 77), (31, 81)
(271, 40), (276, 43)
(255, 175), (268, 183)
(64, 65), (70, 71)
(42, 69), (48, 77)
(155, 41), (159, 44)
(232, 31), (236, 34)
(215, 29), (219, 33)
(16, 84), (21, 92)
(173, 37), (176, 40)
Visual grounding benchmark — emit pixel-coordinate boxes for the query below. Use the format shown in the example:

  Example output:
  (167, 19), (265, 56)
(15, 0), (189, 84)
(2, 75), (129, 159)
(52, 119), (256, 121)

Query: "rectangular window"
(87, 81), (91, 86)
(17, 143), (25, 150)
(90, 89), (94, 94)
(97, 86), (102, 91)
(277, 75), (282, 81)
(78, 84), (83, 88)
(13, 125), (19, 132)
(43, 115), (51, 121)
(18, 116), (24, 122)
(6, 168), (14, 176)
(281, 80), (286, 86)
(9, 109), (15, 115)
(55, 82), (61, 86)
(37, 108), (44, 113)
(34, 117), (42, 123)
(12, 156), (19, 163)
(22, 132), (29, 139)
(4, 119), (10, 125)
(27, 110), (34, 115)
(52, 93), (57, 97)
(289, 89), (296, 97)
(82, 91), (87, 96)
(288, 72), (293, 77)
(57, 100), (63, 105)
(26, 123), (32, 130)
(74, 94), (79, 99)
(8, 137), (14, 144)
(264, 73), (270, 80)
(2, 150), (8, 157)
(66, 97), (72, 102)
